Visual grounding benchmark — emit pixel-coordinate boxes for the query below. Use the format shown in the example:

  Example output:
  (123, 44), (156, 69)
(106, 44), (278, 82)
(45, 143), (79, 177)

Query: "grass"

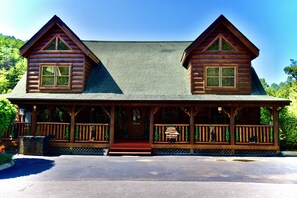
(0, 153), (14, 165)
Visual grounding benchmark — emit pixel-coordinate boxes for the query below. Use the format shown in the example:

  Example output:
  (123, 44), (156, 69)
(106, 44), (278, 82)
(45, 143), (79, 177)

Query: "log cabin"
(4, 15), (291, 155)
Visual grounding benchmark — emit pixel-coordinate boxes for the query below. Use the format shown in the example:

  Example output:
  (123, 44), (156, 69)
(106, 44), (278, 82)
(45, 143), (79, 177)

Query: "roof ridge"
(82, 40), (192, 43)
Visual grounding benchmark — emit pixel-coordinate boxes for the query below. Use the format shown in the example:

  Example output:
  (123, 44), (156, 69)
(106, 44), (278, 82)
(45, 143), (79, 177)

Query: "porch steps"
(109, 141), (152, 155)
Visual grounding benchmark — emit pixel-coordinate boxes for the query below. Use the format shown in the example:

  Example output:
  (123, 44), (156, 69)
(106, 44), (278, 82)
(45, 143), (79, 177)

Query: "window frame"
(41, 35), (72, 52)
(40, 63), (71, 89)
(203, 34), (236, 52)
(204, 65), (237, 89)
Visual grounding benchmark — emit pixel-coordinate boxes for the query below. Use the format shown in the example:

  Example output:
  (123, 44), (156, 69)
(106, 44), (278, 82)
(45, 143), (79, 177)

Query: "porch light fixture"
(218, 107), (223, 113)
(33, 105), (37, 111)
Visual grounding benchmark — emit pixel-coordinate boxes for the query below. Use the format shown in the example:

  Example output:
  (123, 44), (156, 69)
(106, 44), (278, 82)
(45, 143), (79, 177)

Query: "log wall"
(189, 24), (253, 94)
(26, 24), (96, 93)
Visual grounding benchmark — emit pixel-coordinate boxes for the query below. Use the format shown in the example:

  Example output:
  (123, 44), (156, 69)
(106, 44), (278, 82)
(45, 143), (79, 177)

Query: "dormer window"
(42, 36), (71, 51)
(41, 64), (71, 87)
(205, 65), (236, 88)
(206, 35), (234, 51)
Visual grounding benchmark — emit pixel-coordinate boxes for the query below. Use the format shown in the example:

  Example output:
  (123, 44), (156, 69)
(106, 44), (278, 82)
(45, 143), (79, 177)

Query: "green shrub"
(0, 153), (13, 165)
(0, 97), (17, 138)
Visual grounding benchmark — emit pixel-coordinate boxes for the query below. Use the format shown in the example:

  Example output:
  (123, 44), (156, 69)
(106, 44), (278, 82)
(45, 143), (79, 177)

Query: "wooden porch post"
(190, 107), (195, 145)
(69, 105), (76, 143)
(273, 106), (279, 147)
(230, 107), (235, 146)
(30, 105), (37, 136)
(149, 107), (154, 144)
(109, 106), (115, 145)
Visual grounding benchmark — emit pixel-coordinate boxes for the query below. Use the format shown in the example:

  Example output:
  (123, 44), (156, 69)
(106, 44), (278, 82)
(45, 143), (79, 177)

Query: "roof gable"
(19, 15), (100, 64)
(181, 15), (259, 67)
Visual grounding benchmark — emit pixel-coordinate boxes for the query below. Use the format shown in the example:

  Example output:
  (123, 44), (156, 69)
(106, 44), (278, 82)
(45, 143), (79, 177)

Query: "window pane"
(42, 76), (55, 85)
(45, 40), (56, 50)
(58, 39), (69, 50)
(207, 39), (219, 50)
(42, 66), (54, 75)
(222, 77), (235, 86)
(207, 77), (219, 86)
(57, 66), (70, 76)
(222, 39), (233, 51)
(222, 68), (235, 76)
(57, 76), (69, 86)
(207, 68), (219, 76)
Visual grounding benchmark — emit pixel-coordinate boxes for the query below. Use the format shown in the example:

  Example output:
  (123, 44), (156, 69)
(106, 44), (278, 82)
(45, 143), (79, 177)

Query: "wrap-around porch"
(2, 102), (281, 154)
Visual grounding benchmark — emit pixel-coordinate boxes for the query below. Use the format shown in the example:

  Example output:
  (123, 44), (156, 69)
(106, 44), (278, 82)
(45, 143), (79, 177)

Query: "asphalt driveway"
(1, 154), (297, 197)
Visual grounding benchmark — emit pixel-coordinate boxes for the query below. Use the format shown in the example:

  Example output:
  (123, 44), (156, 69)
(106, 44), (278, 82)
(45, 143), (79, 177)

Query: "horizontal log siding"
(195, 124), (230, 143)
(75, 123), (109, 142)
(26, 25), (86, 93)
(189, 24), (252, 94)
(84, 56), (96, 87)
(154, 124), (190, 143)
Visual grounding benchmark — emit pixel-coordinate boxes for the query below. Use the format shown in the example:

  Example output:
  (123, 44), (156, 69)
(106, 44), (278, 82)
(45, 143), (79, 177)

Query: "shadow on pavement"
(0, 158), (55, 179)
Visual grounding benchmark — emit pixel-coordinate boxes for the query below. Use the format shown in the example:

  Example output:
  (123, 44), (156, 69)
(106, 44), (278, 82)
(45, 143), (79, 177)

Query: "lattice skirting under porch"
(48, 147), (106, 155)
(153, 148), (191, 155)
(153, 148), (279, 156)
(234, 150), (279, 156)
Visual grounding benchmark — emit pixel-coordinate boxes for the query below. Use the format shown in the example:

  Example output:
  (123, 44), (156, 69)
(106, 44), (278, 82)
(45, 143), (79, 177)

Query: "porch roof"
(7, 73), (290, 106)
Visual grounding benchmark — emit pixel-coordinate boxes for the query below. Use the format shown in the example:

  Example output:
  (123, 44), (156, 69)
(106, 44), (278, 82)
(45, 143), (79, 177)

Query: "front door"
(127, 107), (145, 139)
(115, 107), (149, 140)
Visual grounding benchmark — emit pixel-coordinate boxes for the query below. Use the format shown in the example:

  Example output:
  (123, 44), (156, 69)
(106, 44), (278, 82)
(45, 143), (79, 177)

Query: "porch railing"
(75, 123), (109, 142)
(195, 124), (230, 143)
(2, 122), (31, 139)
(235, 124), (274, 144)
(154, 124), (190, 143)
(37, 122), (70, 141)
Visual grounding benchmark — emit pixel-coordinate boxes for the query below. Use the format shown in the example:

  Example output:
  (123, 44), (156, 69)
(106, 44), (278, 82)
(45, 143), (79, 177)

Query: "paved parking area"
(1, 155), (297, 197)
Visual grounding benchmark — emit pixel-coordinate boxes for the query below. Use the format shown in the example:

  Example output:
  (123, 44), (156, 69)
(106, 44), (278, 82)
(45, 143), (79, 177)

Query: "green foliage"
(65, 126), (69, 139)
(105, 127), (109, 140)
(284, 59), (297, 80)
(0, 97), (17, 138)
(0, 153), (13, 165)
(0, 34), (27, 93)
(260, 62), (297, 146)
(236, 131), (239, 141)
(10, 124), (15, 139)
(195, 127), (199, 140)
(154, 129), (159, 141)
(226, 127), (230, 141)
(75, 126), (79, 140)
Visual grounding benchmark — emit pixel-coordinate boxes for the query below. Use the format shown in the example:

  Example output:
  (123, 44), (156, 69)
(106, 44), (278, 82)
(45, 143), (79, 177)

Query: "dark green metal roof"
(6, 41), (290, 105)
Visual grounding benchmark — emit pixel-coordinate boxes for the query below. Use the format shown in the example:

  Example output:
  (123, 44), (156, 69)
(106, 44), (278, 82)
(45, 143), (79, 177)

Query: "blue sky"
(1, 0), (296, 85)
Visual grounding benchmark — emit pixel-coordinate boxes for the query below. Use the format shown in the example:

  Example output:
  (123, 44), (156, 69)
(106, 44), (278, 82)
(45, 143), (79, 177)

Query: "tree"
(260, 61), (297, 147)
(0, 35), (27, 94)
(284, 59), (297, 80)
(0, 97), (17, 138)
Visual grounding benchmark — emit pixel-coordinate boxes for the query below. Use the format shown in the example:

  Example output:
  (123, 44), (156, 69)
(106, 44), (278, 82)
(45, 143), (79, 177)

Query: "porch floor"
(109, 140), (152, 155)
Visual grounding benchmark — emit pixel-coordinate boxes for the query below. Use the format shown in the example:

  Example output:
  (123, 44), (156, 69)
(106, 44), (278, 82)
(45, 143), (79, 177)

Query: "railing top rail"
(195, 124), (229, 127)
(37, 122), (70, 125)
(236, 124), (274, 127)
(14, 122), (31, 124)
(154, 124), (190, 126)
(76, 123), (109, 126)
